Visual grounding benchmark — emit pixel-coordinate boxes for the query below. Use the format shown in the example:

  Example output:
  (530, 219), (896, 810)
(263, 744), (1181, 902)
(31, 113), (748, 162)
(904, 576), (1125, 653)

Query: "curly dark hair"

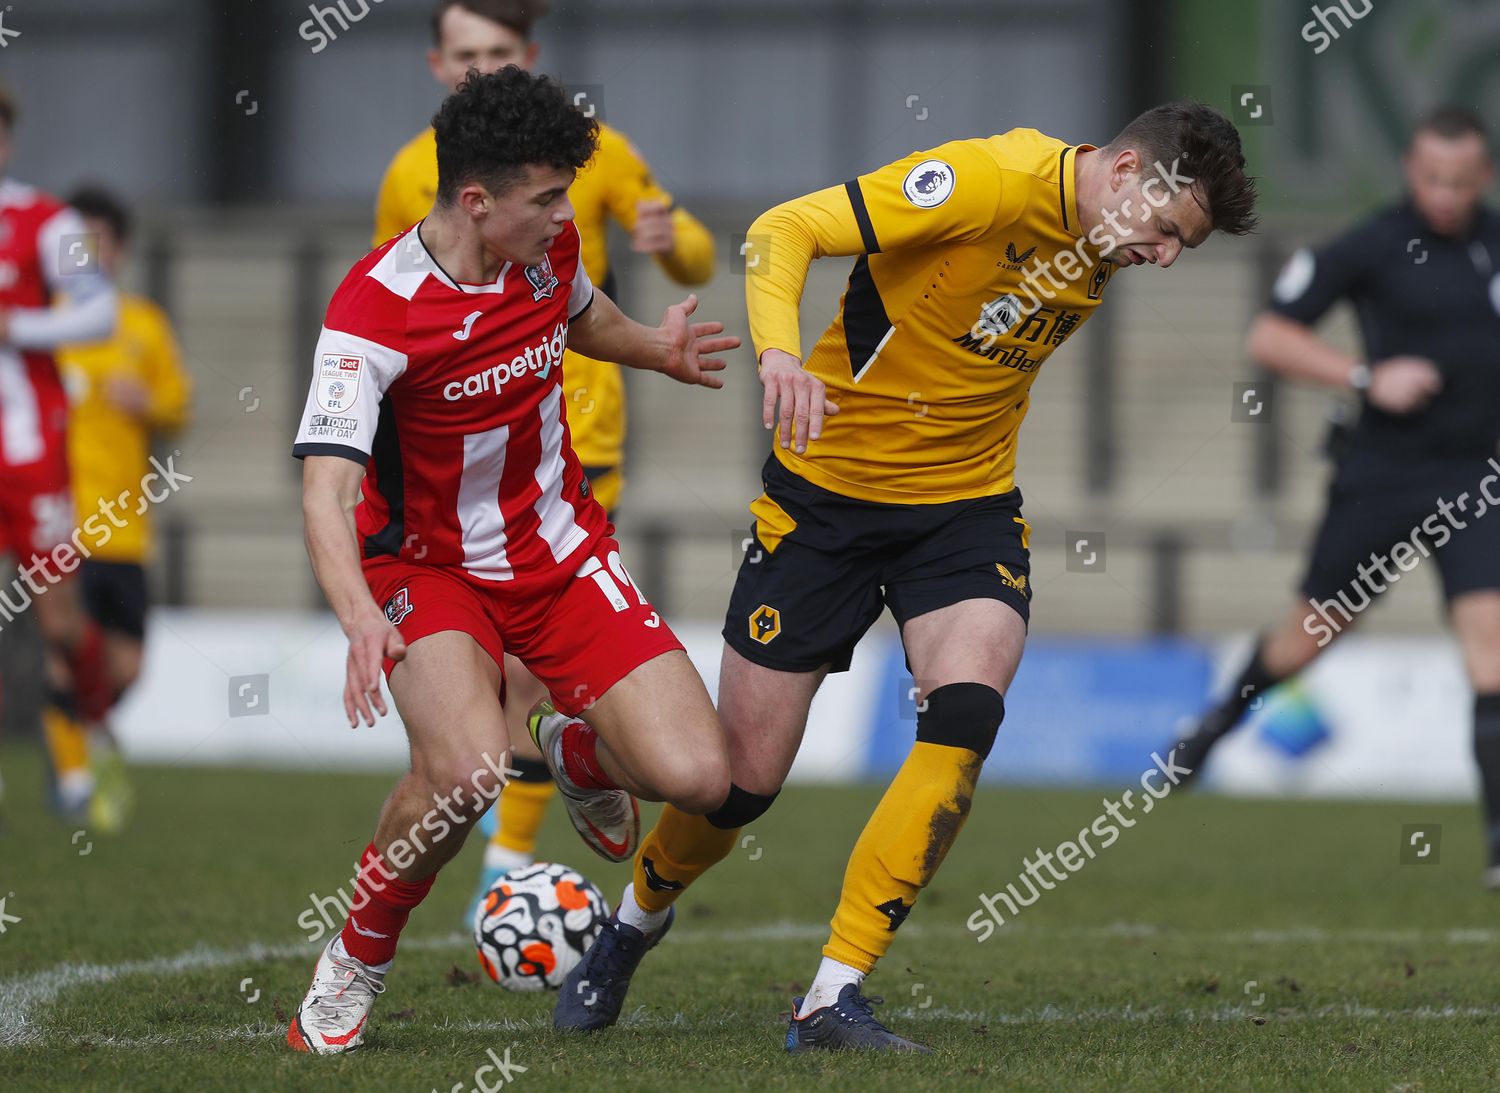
(432, 66), (599, 203)
(68, 186), (132, 244)
(1108, 101), (1259, 236)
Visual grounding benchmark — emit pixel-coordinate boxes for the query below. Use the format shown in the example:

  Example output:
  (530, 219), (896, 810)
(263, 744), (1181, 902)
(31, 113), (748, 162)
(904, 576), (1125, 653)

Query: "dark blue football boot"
(785, 984), (932, 1053)
(553, 907), (675, 1031)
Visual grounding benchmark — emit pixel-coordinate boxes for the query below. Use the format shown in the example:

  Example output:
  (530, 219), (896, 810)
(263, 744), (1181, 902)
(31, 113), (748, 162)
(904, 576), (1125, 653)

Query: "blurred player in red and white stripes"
(0, 86), (119, 822)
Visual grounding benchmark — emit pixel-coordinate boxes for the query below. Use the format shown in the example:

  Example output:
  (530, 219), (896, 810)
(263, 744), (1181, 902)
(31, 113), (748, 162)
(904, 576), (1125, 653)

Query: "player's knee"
(659, 759), (731, 816)
(916, 682), (1005, 760)
(705, 782), (780, 829)
(414, 759), (491, 820)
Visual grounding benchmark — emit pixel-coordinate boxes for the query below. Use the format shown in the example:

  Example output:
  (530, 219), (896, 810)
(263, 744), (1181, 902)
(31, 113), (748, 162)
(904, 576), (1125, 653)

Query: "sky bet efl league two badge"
(317, 353), (362, 413)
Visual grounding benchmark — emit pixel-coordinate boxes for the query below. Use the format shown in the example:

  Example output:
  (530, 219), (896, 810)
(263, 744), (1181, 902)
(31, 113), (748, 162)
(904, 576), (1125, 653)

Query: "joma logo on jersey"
(1002, 242), (1037, 270)
(444, 322), (568, 401)
(525, 255), (559, 300)
(749, 604), (781, 644)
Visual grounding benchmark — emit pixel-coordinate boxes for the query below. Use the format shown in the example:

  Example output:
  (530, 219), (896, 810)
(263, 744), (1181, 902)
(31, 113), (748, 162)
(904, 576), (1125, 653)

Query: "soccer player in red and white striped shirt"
(287, 68), (735, 1054)
(0, 85), (119, 821)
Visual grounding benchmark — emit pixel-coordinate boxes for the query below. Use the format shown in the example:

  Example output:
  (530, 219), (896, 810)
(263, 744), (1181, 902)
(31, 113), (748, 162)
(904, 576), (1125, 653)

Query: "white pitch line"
(22, 1003), (1500, 1051)
(0, 933), (465, 1048)
(3, 920), (1495, 1048)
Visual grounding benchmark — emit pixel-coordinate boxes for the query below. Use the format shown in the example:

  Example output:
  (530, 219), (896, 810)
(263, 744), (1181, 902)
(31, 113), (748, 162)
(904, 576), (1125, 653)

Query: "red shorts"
(362, 535), (683, 716)
(0, 478), (73, 564)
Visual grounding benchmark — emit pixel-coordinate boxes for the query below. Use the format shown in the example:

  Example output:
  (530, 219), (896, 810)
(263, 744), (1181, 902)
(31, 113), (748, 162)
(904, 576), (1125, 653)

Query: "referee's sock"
(1197, 639), (1284, 741)
(1472, 693), (1500, 867)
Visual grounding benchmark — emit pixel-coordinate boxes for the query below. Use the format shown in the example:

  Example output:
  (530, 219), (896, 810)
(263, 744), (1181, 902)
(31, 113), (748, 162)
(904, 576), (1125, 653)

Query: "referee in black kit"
(1172, 106), (1500, 881)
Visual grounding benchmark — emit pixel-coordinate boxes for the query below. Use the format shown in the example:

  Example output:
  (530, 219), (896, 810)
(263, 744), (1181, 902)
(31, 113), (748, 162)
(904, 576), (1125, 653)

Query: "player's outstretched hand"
(759, 347), (839, 454)
(344, 610), (407, 728)
(658, 294), (739, 389)
(1368, 355), (1442, 415)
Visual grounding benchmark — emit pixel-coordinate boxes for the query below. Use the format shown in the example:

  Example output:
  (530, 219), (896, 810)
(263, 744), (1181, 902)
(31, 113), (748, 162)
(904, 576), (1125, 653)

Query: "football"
(473, 862), (611, 992)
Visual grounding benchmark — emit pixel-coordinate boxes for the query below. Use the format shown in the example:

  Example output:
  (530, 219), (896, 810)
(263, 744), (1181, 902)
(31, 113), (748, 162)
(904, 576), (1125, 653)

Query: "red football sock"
(338, 843), (436, 966)
(560, 720), (616, 791)
(67, 621), (112, 723)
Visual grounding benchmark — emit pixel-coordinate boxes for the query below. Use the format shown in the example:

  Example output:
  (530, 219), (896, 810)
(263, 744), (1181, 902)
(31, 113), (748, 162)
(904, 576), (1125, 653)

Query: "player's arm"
(141, 304), (192, 432)
(0, 207), (117, 349)
(602, 133), (716, 285)
(568, 286), (738, 389)
(301, 454), (406, 728)
(1251, 227), (1440, 414)
(748, 141), (1004, 450)
(293, 320), (409, 726)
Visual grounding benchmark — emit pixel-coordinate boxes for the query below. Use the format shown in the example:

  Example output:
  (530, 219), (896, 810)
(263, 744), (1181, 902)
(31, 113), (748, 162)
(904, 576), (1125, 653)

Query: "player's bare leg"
(785, 597), (1019, 1053)
(102, 630), (144, 697)
(289, 630), (511, 1054)
(32, 576), (110, 819)
(1170, 597), (1354, 782)
(530, 647), (730, 862)
(621, 644), (825, 926)
(466, 654), (554, 928)
(535, 648), (730, 812)
(1450, 591), (1500, 884)
(553, 645), (817, 1032)
(374, 630), (512, 877)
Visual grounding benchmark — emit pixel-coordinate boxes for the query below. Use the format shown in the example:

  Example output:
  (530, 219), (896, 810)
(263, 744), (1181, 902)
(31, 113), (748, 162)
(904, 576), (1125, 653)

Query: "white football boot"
(529, 700), (640, 863)
(286, 937), (387, 1054)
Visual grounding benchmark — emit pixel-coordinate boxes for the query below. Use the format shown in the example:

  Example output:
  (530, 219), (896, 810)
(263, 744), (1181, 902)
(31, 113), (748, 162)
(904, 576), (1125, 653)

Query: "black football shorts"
(723, 456), (1032, 674)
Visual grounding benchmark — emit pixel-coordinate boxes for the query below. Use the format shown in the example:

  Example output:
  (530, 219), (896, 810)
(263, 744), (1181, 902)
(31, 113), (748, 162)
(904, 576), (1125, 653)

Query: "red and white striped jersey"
(293, 220), (607, 583)
(0, 179), (115, 473)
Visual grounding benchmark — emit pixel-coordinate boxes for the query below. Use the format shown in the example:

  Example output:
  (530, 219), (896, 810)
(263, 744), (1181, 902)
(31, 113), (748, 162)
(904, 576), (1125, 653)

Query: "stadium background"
(1, 0), (1496, 798)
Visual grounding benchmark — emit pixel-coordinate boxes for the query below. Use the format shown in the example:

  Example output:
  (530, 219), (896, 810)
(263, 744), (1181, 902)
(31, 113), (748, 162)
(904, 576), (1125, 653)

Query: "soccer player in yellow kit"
(373, 0), (715, 926)
(56, 187), (191, 832)
(555, 103), (1259, 1051)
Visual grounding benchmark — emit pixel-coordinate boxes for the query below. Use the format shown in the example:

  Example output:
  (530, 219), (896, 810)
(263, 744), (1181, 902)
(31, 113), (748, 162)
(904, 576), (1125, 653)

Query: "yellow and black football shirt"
(746, 128), (1114, 505)
(374, 122), (715, 506)
(58, 293), (192, 564)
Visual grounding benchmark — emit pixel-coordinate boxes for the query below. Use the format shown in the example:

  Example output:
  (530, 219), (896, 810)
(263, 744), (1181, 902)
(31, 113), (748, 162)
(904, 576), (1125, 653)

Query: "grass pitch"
(2, 743), (1497, 1091)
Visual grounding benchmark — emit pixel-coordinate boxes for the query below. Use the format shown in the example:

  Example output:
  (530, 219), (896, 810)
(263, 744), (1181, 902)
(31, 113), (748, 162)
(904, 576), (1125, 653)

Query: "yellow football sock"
(631, 805), (739, 914)
(825, 740), (982, 973)
(492, 778), (556, 856)
(42, 705), (90, 776)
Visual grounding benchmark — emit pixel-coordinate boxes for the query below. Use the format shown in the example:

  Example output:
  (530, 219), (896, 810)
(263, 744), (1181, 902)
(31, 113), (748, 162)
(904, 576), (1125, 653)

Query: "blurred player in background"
(288, 69), (735, 1054)
(55, 186), (192, 831)
(556, 103), (1259, 1051)
(373, 0), (716, 928)
(0, 86), (118, 823)
(1171, 107), (1500, 880)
